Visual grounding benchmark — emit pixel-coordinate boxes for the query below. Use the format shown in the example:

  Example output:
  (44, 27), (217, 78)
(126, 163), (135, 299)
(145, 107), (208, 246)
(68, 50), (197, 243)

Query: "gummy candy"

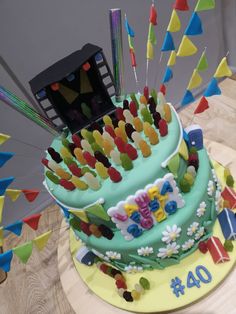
(90, 122), (103, 133)
(130, 93), (139, 109)
(158, 119), (168, 136)
(140, 95), (147, 105)
(93, 130), (104, 147)
(114, 127), (128, 143)
(120, 154), (133, 171)
(224, 240), (234, 252)
(125, 123), (136, 141)
(47, 160), (60, 172)
(131, 132), (142, 148)
(226, 175), (234, 187)
(102, 131), (115, 146)
(72, 134), (82, 148)
(61, 138), (70, 149)
(133, 117), (143, 132)
(141, 107), (153, 124)
(163, 103), (172, 122)
(94, 151), (111, 167)
(60, 146), (72, 159)
(123, 109), (134, 124)
(108, 167), (122, 182)
(153, 112), (162, 129)
(114, 137), (126, 153)
(134, 283), (144, 294)
(150, 88), (157, 105)
(59, 179), (76, 191)
(129, 101), (138, 117)
(110, 150), (121, 165)
(89, 224), (102, 238)
(74, 148), (87, 165)
(103, 115), (113, 126)
(147, 126), (159, 145)
(91, 142), (103, 154)
(198, 241), (208, 254)
(103, 139), (113, 157)
(148, 98), (157, 114)
(123, 99), (129, 110)
(116, 280), (127, 289)
(123, 291), (133, 302)
(188, 153), (199, 171)
(84, 172), (101, 190)
(105, 125), (116, 139)
(143, 122), (151, 137)
(115, 107), (125, 121)
(85, 130), (95, 144)
(81, 139), (93, 154)
(81, 167), (97, 177)
(47, 147), (62, 163)
(118, 288), (125, 298)
(80, 221), (92, 236)
(98, 224), (114, 239)
(46, 171), (60, 184)
(70, 176), (88, 190)
(55, 167), (71, 180)
(144, 86), (149, 101)
(68, 143), (76, 157)
(125, 143), (138, 160)
(83, 151), (96, 168)
(95, 162), (109, 179)
(139, 140), (151, 157)
(179, 178), (191, 193)
(184, 172), (194, 186)
(41, 158), (53, 171)
(139, 277), (150, 290)
(118, 120), (126, 134)
(68, 163), (82, 177)
(131, 289), (140, 300)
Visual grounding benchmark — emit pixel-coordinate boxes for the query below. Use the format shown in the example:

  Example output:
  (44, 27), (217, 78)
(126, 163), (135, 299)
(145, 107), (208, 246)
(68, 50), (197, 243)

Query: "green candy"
(91, 142), (103, 153)
(224, 240), (234, 252)
(226, 175), (234, 188)
(46, 171), (60, 184)
(120, 153), (133, 171)
(81, 102), (92, 119)
(189, 147), (198, 154)
(130, 93), (139, 109)
(86, 131), (95, 144)
(81, 166), (97, 177)
(184, 172), (195, 186)
(139, 277), (150, 290)
(150, 89), (157, 105)
(179, 178), (191, 193)
(61, 138), (70, 149)
(69, 217), (81, 231)
(63, 157), (74, 166)
(141, 108), (153, 125)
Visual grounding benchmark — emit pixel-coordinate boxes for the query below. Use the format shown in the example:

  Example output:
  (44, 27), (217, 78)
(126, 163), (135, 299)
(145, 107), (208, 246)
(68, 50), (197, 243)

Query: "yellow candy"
(118, 120), (126, 133)
(55, 167), (71, 180)
(163, 103), (172, 123)
(133, 117), (143, 132)
(114, 127), (127, 143)
(139, 140), (151, 158)
(93, 130), (103, 147)
(60, 146), (72, 159)
(147, 127), (159, 145)
(70, 176), (88, 190)
(95, 162), (109, 179)
(124, 203), (138, 216)
(184, 172), (194, 186)
(140, 95), (148, 105)
(143, 122), (151, 137)
(103, 115), (113, 127)
(131, 290), (140, 300)
(153, 208), (167, 222)
(74, 148), (87, 165)
(102, 131), (114, 146)
(81, 128), (88, 140)
(103, 139), (113, 157)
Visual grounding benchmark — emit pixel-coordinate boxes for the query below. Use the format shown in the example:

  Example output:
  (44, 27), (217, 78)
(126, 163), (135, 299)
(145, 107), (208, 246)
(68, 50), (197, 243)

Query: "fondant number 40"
(187, 265), (212, 289)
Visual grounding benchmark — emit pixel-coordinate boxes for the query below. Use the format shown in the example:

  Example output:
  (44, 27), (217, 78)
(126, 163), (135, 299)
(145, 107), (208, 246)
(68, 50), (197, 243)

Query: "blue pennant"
(125, 18), (135, 37)
(162, 67), (173, 83)
(161, 32), (175, 52)
(0, 250), (13, 272)
(4, 221), (23, 236)
(181, 90), (195, 106)
(56, 202), (70, 219)
(0, 152), (15, 168)
(185, 12), (203, 36)
(0, 177), (15, 196)
(204, 78), (221, 97)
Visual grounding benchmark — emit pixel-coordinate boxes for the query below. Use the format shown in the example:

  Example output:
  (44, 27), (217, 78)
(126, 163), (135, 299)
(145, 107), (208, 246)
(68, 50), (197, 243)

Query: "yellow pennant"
(167, 9), (181, 33)
(6, 189), (22, 202)
(0, 227), (3, 247)
(178, 139), (189, 161)
(187, 69), (203, 90)
(33, 230), (52, 251)
(214, 57), (232, 78)
(0, 196), (5, 224)
(147, 40), (154, 60)
(167, 51), (177, 66)
(69, 209), (89, 223)
(177, 35), (198, 57)
(0, 133), (11, 146)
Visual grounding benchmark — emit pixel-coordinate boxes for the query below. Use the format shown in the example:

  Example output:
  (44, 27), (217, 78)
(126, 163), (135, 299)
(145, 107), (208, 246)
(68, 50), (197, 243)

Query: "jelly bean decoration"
(114, 127), (127, 143)
(59, 179), (76, 191)
(133, 117), (143, 132)
(115, 107), (125, 121)
(179, 178), (191, 193)
(74, 148), (87, 165)
(114, 137), (126, 153)
(68, 143), (76, 157)
(153, 112), (162, 129)
(198, 241), (208, 254)
(184, 172), (194, 186)
(80, 221), (92, 236)
(103, 139), (113, 157)
(118, 120), (126, 133)
(63, 157), (74, 167)
(131, 290), (140, 300)
(114, 213), (128, 222)
(165, 201), (177, 215)
(70, 176), (88, 190)
(123, 109), (134, 124)
(103, 115), (113, 127)
(91, 142), (103, 154)
(99, 263), (108, 273)
(134, 283), (144, 294)
(224, 240), (234, 252)
(72, 134), (82, 148)
(103, 131), (115, 146)
(116, 280), (127, 289)
(84, 172), (100, 190)
(188, 154), (199, 171)
(61, 137), (70, 149)
(83, 151), (96, 168)
(139, 277), (150, 290)
(140, 95), (148, 105)
(112, 117), (119, 129)
(120, 153), (133, 171)
(140, 217), (153, 229)
(123, 99), (129, 110)
(143, 122), (151, 137)
(148, 98), (157, 114)
(163, 103), (172, 123)
(130, 211), (141, 223)
(130, 93), (139, 109)
(226, 175), (234, 187)
(118, 288), (125, 298)
(42, 158), (53, 171)
(93, 130), (104, 147)
(125, 123), (136, 141)
(48, 160), (60, 172)
(98, 224), (114, 240)
(158, 119), (168, 136)
(161, 181), (173, 195)
(108, 167), (122, 183)
(46, 171), (60, 184)
(95, 162), (109, 179)
(105, 125), (116, 139)
(81, 139), (93, 154)
(123, 291), (133, 302)
(149, 199), (160, 212)
(139, 140), (152, 157)
(110, 150), (122, 165)
(141, 108), (153, 124)
(144, 86), (149, 101)
(187, 165), (197, 177)
(112, 269), (123, 278)
(131, 132), (142, 148)
(86, 131), (95, 144)
(125, 143), (138, 160)
(81, 166), (97, 177)
(68, 163), (82, 177)
(60, 146), (72, 159)
(150, 89), (157, 105)
(147, 126), (159, 145)
(55, 167), (71, 180)
(94, 151), (111, 168)
(129, 101), (138, 117)
(127, 224), (143, 238)
(48, 147), (62, 163)
(89, 224), (102, 238)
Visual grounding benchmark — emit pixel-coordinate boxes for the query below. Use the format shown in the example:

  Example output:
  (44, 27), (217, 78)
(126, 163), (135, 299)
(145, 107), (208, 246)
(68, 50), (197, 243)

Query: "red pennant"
(149, 4), (157, 25)
(22, 190), (40, 202)
(173, 0), (189, 11)
(23, 213), (41, 230)
(160, 84), (166, 95)
(194, 96), (209, 114)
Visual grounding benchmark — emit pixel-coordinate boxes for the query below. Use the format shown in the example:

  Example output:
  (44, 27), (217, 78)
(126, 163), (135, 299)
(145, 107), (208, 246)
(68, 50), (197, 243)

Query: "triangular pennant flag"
(0, 227), (3, 247)
(162, 67), (173, 83)
(57, 202), (70, 219)
(194, 96), (209, 114)
(33, 230), (52, 251)
(0, 177), (15, 196)
(22, 190), (39, 202)
(168, 154), (180, 177)
(4, 221), (23, 236)
(13, 241), (33, 264)
(181, 90), (195, 106)
(86, 204), (110, 221)
(197, 51), (208, 71)
(128, 36), (134, 50)
(0, 196), (4, 224)
(0, 133), (11, 146)
(160, 84), (166, 95)
(204, 78), (221, 97)
(167, 9), (181, 32)
(187, 69), (203, 90)
(69, 209), (89, 223)
(185, 12), (203, 36)
(0, 152), (14, 168)
(125, 17), (135, 37)
(147, 40), (154, 60)
(167, 50), (177, 66)
(149, 3), (157, 25)
(178, 140), (189, 160)
(195, 0), (215, 12)
(23, 214), (41, 231)
(148, 24), (157, 45)
(6, 189), (21, 202)
(0, 250), (13, 272)
(177, 35), (198, 57)
(214, 57), (233, 78)
(173, 0), (189, 11)
(161, 32), (175, 52)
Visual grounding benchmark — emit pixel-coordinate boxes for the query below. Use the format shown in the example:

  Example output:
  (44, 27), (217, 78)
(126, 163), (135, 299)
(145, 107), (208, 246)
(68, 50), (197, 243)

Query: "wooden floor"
(0, 78), (235, 314)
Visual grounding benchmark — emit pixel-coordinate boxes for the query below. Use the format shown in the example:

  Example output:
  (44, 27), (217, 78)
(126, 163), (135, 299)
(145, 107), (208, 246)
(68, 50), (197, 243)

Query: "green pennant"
(195, 0), (215, 12)
(167, 154), (180, 177)
(13, 241), (33, 264)
(128, 36), (134, 50)
(148, 24), (157, 45)
(86, 204), (110, 221)
(69, 217), (81, 231)
(197, 51), (208, 71)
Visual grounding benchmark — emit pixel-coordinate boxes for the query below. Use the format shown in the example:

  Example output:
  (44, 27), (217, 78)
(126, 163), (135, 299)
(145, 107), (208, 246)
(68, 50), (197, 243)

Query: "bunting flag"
(181, 90), (195, 106)
(173, 0), (189, 11)
(167, 154), (180, 177)
(33, 230), (52, 251)
(0, 177), (15, 196)
(177, 35), (198, 57)
(162, 67), (173, 83)
(161, 32), (175, 51)
(167, 9), (181, 33)
(204, 78), (221, 97)
(178, 140), (189, 160)
(13, 241), (33, 264)
(0, 152), (15, 168)
(0, 133), (11, 146)
(185, 12), (203, 36)
(148, 24), (157, 45)
(214, 57), (233, 78)
(187, 69), (203, 90)
(6, 189), (21, 202)
(125, 18), (135, 37)
(22, 190), (39, 202)
(194, 96), (209, 114)
(195, 0), (215, 12)
(23, 214), (41, 231)
(147, 40), (154, 60)
(86, 204), (110, 221)
(4, 221), (23, 236)
(197, 51), (208, 71)
(167, 50), (177, 66)
(57, 202), (70, 219)
(0, 250), (13, 272)
(149, 2), (157, 25)
(69, 209), (89, 223)
(0, 196), (4, 224)
(160, 84), (166, 95)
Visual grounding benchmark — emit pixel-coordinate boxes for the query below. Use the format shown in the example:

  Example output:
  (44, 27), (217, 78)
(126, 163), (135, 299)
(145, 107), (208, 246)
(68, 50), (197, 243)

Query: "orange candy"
(55, 167), (71, 180)
(147, 126), (159, 145)
(163, 103), (172, 123)
(139, 140), (152, 157)
(103, 139), (113, 157)
(74, 148), (87, 165)
(133, 117), (143, 132)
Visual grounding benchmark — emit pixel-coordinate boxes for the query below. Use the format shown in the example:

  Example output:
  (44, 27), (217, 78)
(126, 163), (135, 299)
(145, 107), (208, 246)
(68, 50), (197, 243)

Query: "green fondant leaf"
(86, 204), (110, 222)
(129, 254), (160, 268)
(167, 153), (180, 177)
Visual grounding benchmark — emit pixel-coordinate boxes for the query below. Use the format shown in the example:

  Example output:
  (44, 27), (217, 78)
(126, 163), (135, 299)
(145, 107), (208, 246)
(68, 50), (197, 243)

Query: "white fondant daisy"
(187, 222), (199, 236)
(182, 239), (195, 251)
(106, 251), (121, 260)
(207, 180), (215, 197)
(124, 265), (143, 273)
(92, 249), (110, 262)
(161, 225), (181, 244)
(157, 242), (180, 259)
(137, 246), (154, 256)
(215, 190), (222, 212)
(196, 201), (207, 217)
(195, 227), (205, 240)
(211, 169), (217, 182)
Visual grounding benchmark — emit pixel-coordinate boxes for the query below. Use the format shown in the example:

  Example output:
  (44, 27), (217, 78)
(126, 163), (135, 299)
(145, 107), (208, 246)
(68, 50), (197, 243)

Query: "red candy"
(80, 221), (92, 236)
(144, 86), (149, 101)
(41, 158), (52, 171)
(198, 241), (208, 254)
(116, 280), (127, 290)
(114, 137), (126, 153)
(68, 164), (82, 177)
(59, 179), (76, 191)
(115, 107), (125, 121)
(129, 101), (138, 117)
(72, 134), (82, 149)
(100, 263), (109, 273)
(158, 119), (168, 136)
(83, 151), (96, 168)
(105, 125), (116, 139)
(160, 84), (166, 95)
(124, 143), (138, 160)
(108, 167), (122, 183)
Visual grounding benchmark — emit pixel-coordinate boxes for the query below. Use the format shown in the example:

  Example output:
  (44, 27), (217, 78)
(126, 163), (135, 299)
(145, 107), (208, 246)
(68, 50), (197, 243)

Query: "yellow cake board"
(69, 162), (236, 312)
